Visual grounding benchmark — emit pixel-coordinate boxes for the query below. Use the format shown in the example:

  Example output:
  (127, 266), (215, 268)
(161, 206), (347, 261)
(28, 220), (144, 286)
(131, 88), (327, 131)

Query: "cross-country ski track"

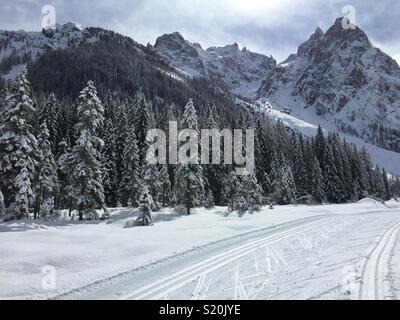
(50, 207), (400, 301)
(359, 218), (400, 300)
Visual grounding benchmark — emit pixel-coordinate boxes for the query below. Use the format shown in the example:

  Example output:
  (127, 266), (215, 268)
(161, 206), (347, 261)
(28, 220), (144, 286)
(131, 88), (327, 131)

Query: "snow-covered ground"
(1, 200), (400, 300)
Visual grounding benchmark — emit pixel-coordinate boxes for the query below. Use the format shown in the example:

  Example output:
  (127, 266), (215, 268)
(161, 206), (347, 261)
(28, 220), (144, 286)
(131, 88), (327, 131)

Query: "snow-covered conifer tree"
(141, 164), (161, 210)
(222, 171), (240, 212)
(101, 98), (119, 207)
(204, 189), (215, 209)
(273, 163), (297, 205)
(38, 93), (61, 154)
(56, 139), (72, 210)
(382, 168), (391, 201)
(133, 91), (152, 163)
(68, 81), (107, 220)
(372, 165), (385, 200)
(175, 99), (205, 215)
(323, 143), (341, 203)
(0, 66), (39, 218)
(237, 174), (263, 210)
(36, 122), (59, 218)
(309, 156), (326, 203)
(314, 125), (325, 169)
(159, 165), (172, 208)
(360, 148), (374, 195)
(118, 123), (140, 206)
(11, 165), (34, 219)
(137, 185), (153, 226)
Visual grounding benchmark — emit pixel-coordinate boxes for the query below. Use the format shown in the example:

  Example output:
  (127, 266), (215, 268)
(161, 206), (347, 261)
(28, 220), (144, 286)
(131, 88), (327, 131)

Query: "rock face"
(152, 32), (276, 98)
(257, 17), (400, 151)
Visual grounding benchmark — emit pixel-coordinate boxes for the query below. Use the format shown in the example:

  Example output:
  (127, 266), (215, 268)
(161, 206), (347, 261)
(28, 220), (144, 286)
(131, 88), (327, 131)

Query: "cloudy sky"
(0, 0), (399, 63)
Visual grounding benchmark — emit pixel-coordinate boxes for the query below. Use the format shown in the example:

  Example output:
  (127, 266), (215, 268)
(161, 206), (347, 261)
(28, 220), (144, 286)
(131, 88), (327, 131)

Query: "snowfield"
(1, 200), (400, 300)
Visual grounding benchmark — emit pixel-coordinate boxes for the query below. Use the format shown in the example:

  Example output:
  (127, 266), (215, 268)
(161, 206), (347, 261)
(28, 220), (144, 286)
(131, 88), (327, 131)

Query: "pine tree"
(341, 141), (355, 201)
(56, 139), (72, 211)
(136, 185), (153, 226)
(68, 81), (107, 220)
(204, 189), (215, 209)
(351, 146), (370, 198)
(11, 165), (34, 219)
(133, 91), (152, 164)
(372, 166), (385, 200)
(101, 98), (118, 207)
(0, 66), (39, 218)
(141, 161), (161, 211)
(35, 122), (59, 218)
(203, 104), (226, 205)
(222, 170), (240, 211)
(291, 134), (307, 196)
(314, 125), (325, 170)
(118, 123), (140, 207)
(237, 174), (263, 210)
(114, 101), (129, 193)
(360, 148), (374, 195)
(175, 161), (204, 215)
(330, 134), (346, 202)
(309, 156), (326, 203)
(273, 163), (297, 205)
(323, 142), (341, 203)
(38, 93), (61, 154)
(382, 168), (391, 201)
(175, 99), (205, 215)
(159, 165), (172, 207)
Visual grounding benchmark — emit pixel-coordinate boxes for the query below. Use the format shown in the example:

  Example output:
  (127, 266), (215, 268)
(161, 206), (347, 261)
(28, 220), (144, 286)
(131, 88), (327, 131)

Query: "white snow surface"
(1, 201), (400, 300)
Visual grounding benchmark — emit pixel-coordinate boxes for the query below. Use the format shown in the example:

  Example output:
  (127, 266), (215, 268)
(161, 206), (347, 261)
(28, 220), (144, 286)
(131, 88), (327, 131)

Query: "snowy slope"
(0, 23), (97, 79)
(247, 99), (400, 175)
(257, 17), (400, 153)
(1, 201), (399, 300)
(152, 32), (276, 98)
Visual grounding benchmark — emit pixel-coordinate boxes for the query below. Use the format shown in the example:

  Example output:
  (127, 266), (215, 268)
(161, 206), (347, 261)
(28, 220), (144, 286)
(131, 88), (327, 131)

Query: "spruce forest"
(1, 67), (399, 224)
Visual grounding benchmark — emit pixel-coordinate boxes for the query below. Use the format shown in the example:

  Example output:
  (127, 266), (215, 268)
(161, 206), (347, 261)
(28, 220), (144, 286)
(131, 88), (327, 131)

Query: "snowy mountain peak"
(324, 17), (371, 49)
(54, 22), (85, 32)
(257, 17), (400, 153)
(153, 33), (276, 98)
(155, 31), (185, 44)
(313, 26), (324, 38)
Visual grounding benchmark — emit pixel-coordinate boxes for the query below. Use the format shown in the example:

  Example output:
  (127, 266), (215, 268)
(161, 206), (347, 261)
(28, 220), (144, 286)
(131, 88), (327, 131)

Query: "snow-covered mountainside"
(257, 17), (400, 153)
(0, 23), (99, 79)
(246, 99), (400, 176)
(152, 32), (276, 98)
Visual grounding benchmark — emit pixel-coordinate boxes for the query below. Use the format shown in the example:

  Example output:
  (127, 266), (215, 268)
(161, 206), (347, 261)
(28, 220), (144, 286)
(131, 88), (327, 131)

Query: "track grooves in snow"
(123, 218), (334, 300)
(359, 219), (400, 300)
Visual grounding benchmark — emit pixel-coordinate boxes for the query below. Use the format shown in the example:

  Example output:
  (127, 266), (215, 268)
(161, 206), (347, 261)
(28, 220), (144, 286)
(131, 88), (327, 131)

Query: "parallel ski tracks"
(123, 218), (335, 300)
(359, 219), (400, 300)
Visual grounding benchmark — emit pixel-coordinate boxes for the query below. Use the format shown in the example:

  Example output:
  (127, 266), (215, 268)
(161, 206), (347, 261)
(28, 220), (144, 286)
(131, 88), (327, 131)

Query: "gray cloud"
(0, 0), (399, 63)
